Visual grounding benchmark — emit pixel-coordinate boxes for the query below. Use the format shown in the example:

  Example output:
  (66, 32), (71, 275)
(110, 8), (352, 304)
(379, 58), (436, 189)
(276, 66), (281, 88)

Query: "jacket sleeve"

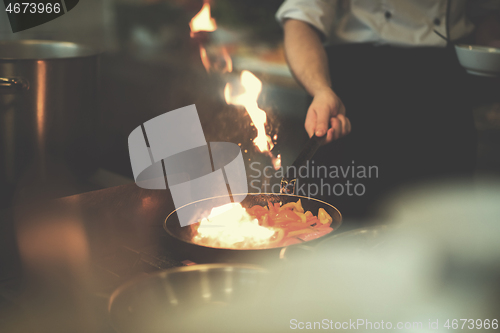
(275, 0), (337, 40)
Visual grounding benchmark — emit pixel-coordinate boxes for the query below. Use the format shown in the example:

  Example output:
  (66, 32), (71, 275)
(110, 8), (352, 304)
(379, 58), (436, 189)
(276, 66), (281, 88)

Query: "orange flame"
(199, 45), (211, 72)
(224, 70), (274, 153)
(189, 2), (217, 37)
(188, 2), (278, 169)
(221, 46), (232, 73)
(198, 45), (232, 74)
(189, 2), (232, 74)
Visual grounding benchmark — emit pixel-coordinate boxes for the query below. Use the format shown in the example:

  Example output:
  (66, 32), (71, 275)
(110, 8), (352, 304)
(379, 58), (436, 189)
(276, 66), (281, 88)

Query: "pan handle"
(280, 134), (326, 194)
(0, 77), (29, 92)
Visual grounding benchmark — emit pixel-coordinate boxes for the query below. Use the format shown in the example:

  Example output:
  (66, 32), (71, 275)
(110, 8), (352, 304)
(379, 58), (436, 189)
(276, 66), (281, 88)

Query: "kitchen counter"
(0, 183), (184, 333)
(0, 181), (184, 277)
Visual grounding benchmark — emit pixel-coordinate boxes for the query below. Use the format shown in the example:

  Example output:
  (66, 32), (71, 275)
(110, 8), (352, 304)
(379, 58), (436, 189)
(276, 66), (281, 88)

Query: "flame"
(273, 154), (281, 170)
(199, 45), (232, 74)
(189, 2), (217, 36)
(224, 71), (274, 152)
(199, 45), (211, 72)
(188, 3), (279, 169)
(221, 46), (232, 73)
(193, 203), (276, 249)
(189, 2), (232, 74)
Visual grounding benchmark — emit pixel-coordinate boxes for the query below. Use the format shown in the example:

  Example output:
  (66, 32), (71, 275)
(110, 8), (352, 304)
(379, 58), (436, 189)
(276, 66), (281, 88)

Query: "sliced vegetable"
(241, 200), (334, 247)
(287, 228), (317, 237)
(192, 200), (334, 249)
(318, 208), (333, 225)
(295, 211), (307, 223)
(281, 199), (304, 213)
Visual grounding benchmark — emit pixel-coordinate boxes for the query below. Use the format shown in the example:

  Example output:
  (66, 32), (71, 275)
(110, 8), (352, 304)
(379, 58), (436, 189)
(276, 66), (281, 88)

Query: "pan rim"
(163, 193), (342, 251)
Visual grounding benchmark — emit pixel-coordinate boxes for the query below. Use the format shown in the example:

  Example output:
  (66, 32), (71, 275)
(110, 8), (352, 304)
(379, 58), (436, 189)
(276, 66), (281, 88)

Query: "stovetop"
(0, 183), (187, 332)
(0, 229), (188, 333)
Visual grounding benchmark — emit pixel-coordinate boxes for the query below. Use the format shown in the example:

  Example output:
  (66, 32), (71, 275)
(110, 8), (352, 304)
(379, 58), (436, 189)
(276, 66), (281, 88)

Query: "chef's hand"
(304, 88), (351, 144)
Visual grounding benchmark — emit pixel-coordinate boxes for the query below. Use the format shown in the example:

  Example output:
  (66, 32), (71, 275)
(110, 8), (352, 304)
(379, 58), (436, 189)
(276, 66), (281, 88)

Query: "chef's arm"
(283, 19), (350, 143)
(475, 11), (500, 47)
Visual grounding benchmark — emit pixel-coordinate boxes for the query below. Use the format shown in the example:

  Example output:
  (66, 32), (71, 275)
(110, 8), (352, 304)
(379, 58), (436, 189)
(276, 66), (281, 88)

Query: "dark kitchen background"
(0, 0), (309, 206)
(1, 0), (499, 204)
(1, 1), (500, 332)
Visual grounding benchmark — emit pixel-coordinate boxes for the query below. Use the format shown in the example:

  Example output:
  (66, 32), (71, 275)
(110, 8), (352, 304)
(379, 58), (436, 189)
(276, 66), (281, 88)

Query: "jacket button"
(434, 18), (441, 25)
(385, 11), (392, 19)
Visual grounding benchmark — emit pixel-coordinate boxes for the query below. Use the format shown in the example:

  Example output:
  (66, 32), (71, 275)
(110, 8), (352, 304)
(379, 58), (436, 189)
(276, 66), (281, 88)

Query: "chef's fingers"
(333, 117), (343, 139)
(325, 127), (335, 143)
(338, 100), (346, 116)
(345, 116), (352, 134)
(325, 115), (351, 142)
(325, 117), (342, 143)
(336, 114), (350, 137)
(314, 106), (331, 137)
(304, 106), (317, 138)
(336, 114), (346, 137)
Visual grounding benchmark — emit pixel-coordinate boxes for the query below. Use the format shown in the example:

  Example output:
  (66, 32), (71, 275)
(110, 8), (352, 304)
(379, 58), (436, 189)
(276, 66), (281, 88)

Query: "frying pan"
(164, 193), (341, 264)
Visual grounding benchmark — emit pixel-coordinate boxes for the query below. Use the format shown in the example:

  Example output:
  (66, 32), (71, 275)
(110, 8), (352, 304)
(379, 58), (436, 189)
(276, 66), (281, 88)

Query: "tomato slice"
(306, 217), (319, 226)
(244, 201), (334, 246)
(267, 201), (279, 214)
(284, 222), (311, 232)
(287, 228), (316, 237)
(246, 205), (268, 219)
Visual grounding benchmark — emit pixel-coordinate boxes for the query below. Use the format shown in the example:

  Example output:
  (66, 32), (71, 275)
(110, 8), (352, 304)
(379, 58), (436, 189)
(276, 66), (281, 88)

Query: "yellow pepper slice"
(318, 208), (333, 225)
(295, 211), (307, 223)
(281, 199), (304, 213)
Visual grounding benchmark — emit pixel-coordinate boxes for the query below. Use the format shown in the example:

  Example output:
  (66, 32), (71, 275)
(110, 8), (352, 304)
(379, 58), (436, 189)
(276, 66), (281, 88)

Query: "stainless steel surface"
(0, 183), (178, 282)
(0, 40), (100, 197)
(0, 77), (29, 92)
(0, 183), (180, 332)
(108, 263), (268, 333)
(0, 40), (96, 59)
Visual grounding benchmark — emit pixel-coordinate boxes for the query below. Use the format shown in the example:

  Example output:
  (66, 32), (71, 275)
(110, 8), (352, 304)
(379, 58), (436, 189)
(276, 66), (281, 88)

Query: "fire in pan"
(163, 192), (342, 264)
(164, 135), (340, 264)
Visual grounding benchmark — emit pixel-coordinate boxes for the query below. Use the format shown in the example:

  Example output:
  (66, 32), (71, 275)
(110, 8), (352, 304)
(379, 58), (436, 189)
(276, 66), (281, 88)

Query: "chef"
(276, 0), (500, 218)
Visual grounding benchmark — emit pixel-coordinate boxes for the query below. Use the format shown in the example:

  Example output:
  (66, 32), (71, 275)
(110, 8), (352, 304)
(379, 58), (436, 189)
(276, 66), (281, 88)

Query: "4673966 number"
(444, 319), (498, 330)
(5, 2), (61, 14)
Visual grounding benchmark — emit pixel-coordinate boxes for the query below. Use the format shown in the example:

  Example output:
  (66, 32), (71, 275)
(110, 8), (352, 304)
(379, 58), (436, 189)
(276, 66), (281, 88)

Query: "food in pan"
(191, 199), (334, 249)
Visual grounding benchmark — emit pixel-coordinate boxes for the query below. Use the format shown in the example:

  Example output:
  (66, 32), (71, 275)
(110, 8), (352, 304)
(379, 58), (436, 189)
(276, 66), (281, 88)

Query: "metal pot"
(108, 264), (269, 333)
(0, 40), (100, 202)
(164, 193), (342, 265)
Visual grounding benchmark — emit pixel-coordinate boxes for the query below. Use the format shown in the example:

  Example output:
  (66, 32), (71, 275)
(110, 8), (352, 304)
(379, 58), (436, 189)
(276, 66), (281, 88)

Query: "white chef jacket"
(276, 0), (500, 47)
